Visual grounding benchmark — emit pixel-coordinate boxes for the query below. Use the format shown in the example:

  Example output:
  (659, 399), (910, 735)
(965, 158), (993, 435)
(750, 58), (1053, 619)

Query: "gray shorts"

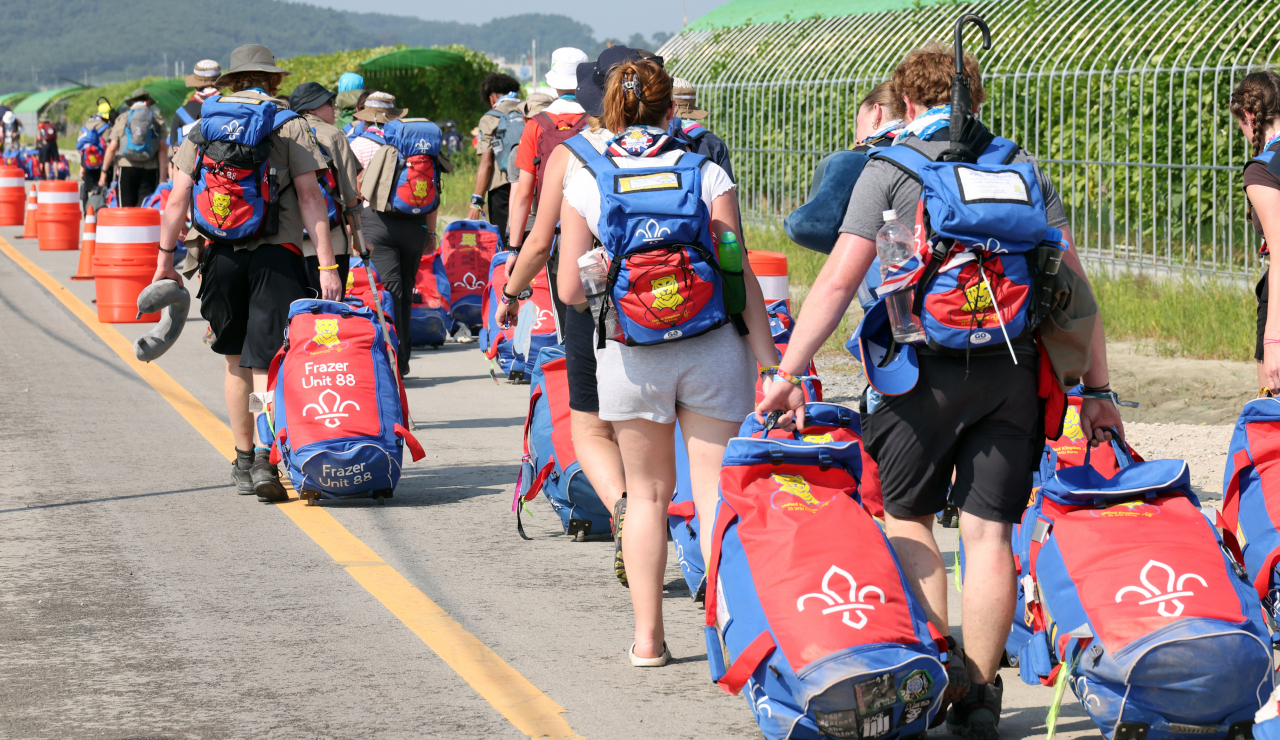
(596, 323), (758, 425)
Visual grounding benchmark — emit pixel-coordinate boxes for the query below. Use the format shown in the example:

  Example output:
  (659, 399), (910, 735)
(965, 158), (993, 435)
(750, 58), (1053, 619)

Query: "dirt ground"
(818, 341), (1253, 500)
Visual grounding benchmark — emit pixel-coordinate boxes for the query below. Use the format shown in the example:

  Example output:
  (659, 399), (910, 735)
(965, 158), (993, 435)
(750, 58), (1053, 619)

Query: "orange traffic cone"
(17, 188), (36, 239)
(71, 206), (96, 280)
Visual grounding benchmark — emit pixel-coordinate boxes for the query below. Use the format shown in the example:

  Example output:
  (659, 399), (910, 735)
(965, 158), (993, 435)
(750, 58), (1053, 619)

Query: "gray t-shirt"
(839, 133), (1069, 240)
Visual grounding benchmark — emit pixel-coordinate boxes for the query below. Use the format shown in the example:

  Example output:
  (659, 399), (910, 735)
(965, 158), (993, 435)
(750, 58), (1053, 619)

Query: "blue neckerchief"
(246, 87), (268, 95)
(559, 93), (576, 101)
(1265, 133), (1280, 154)
(870, 118), (904, 139)
(498, 91), (519, 103)
(903, 105), (952, 141)
(606, 125), (673, 158)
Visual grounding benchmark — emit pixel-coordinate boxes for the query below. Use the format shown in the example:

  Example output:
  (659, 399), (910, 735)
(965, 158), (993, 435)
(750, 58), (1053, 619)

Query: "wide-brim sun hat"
(354, 91), (406, 123)
(851, 299), (919, 396)
(184, 59), (222, 88)
(124, 87), (152, 105)
(546, 47), (589, 90)
(215, 44), (292, 87)
(523, 92), (555, 118)
(576, 46), (644, 118)
(672, 77), (709, 120)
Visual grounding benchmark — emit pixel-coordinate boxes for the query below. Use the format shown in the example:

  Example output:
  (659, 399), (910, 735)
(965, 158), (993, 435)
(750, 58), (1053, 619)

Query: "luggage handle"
(716, 631), (776, 696)
(394, 423), (425, 461)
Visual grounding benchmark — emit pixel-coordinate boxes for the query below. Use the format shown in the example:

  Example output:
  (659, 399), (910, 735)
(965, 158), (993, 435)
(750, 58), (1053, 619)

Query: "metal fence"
(658, 0), (1280, 277)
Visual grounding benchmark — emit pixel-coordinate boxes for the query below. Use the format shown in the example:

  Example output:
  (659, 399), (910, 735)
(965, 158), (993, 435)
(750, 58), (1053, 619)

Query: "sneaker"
(932, 642), (971, 728)
(251, 449), (288, 503)
(945, 675), (1003, 740)
(612, 494), (628, 588)
(231, 448), (254, 495)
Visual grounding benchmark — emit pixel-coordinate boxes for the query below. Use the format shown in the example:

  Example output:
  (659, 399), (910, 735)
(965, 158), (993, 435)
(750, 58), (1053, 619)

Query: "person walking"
(76, 101), (112, 209)
(170, 59), (221, 148)
(1232, 72), (1280, 395)
(853, 81), (904, 146)
(149, 44), (341, 503)
(669, 77), (735, 181)
(469, 72), (523, 245)
(36, 115), (59, 180)
(555, 57), (779, 666)
(289, 81), (359, 297)
(354, 92), (452, 377)
(335, 72), (365, 134)
(756, 43), (1122, 740)
(99, 88), (167, 207)
(3, 110), (23, 158)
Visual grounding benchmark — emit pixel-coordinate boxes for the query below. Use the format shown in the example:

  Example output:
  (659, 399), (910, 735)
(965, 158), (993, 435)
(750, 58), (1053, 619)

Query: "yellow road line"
(0, 236), (582, 740)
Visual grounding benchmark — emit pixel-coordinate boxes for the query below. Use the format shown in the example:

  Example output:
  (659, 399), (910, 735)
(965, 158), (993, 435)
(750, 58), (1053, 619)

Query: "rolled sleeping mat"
(133, 279), (191, 362)
(783, 149), (872, 254)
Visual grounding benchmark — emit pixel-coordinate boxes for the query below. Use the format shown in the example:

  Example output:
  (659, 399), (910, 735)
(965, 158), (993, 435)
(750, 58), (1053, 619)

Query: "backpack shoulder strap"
(562, 134), (613, 176)
(483, 109), (502, 119)
(176, 106), (196, 126)
(869, 140), (935, 181)
(271, 110), (301, 132)
(534, 112), (557, 133)
(978, 135), (1021, 165)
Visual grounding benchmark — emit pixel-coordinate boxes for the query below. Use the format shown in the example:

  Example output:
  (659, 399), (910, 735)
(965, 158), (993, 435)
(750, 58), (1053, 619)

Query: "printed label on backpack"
(283, 314), (382, 448)
(616, 171), (681, 194)
(954, 166), (1032, 204)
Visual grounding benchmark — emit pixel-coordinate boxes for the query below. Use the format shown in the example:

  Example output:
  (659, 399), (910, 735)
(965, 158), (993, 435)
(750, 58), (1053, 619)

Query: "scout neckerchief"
(606, 125), (673, 158)
(902, 104), (952, 140)
(870, 118), (904, 139)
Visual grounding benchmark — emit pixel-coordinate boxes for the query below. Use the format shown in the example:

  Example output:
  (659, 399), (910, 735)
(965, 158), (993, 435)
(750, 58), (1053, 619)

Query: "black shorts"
(861, 351), (1039, 524)
(1257, 269), (1269, 362)
(304, 254), (350, 301)
(564, 306), (599, 413)
(37, 141), (58, 163)
(198, 244), (310, 369)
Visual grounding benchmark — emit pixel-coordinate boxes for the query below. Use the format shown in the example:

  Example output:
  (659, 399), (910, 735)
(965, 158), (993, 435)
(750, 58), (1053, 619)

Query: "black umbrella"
(941, 13), (993, 163)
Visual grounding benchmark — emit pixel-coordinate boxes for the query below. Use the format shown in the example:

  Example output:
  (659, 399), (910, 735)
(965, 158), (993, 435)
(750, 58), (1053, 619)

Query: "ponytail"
(602, 60), (673, 133)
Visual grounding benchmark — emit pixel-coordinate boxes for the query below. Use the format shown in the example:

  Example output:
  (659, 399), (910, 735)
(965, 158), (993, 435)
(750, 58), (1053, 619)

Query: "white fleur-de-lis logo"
(302, 389), (360, 428)
(748, 680), (772, 719)
(637, 219), (671, 242)
(220, 120), (244, 141)
(453, 272), (484, 290)
(413, 138), (432, 153)
(1114, 560), (1206, 618)
(796, 565), (886, 629)
(534, 308), (554, 330)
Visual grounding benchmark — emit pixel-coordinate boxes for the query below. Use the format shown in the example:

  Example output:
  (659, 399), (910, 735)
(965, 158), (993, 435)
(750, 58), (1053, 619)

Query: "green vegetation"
(1091, 272), (1257, 362)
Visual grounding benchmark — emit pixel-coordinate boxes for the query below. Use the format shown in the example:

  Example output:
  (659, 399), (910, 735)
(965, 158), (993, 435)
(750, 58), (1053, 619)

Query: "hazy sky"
(304, 0), (730, 40)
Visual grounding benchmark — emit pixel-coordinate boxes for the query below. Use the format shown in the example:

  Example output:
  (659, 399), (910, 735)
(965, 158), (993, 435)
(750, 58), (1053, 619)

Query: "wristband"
(1081, 389), (1140, 409)
(500, 291), (518, 305)
(774, 369), (802, 386)
(471, 194), (485, 206)
(158, 245), (176, 254)
(317, 264), (338, 271)
(759, 365), (779, 376)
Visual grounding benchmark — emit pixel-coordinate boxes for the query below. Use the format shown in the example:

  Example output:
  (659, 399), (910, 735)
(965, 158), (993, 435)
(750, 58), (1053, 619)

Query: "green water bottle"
(717, 231), (747, 316)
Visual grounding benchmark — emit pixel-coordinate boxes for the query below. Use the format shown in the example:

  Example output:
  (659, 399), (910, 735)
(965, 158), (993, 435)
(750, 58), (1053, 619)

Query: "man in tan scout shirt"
(290, 81), (360, 296)
(99, 88), (168, 207)
(152, 44), (342, 504)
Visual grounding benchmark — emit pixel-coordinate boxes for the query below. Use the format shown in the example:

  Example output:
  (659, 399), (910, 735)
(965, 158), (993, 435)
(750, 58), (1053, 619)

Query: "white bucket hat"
(545, 47), (588, 90)
(185, 59), (221, 88)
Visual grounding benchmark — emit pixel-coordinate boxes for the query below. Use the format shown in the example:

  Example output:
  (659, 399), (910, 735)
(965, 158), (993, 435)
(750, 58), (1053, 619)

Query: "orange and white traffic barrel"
(748, 250), (790, 304)
(93, 208), (161, 323)
(71, 206), (97, 281)
(0, 166), (25, 226)
(36, 180), (81, 250)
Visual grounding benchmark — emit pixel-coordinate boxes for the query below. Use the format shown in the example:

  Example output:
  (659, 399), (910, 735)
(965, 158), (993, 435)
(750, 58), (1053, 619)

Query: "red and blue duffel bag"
(259, 299), (423, 502)
(1016, 443), (1271, 739)
(440, 219), (500, 331)
(346, 254), (396, 327)
(706, 433), (949, 740)
(513, 345), (611, 540)
(1221, 396), (1280, 625)
(410, 250), (451, 348)
(481, 251), (557, 382)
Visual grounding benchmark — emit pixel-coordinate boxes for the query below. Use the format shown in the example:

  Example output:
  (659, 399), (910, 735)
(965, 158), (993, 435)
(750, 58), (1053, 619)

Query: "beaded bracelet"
(317, 264), (338, 271)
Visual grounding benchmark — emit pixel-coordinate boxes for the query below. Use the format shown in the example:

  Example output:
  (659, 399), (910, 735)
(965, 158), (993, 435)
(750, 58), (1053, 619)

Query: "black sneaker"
(945, 675), (1003, 740)
(612, 494), (628, 588)
(231, 448), (254, 495)
(932, 641), (971, 729)
(251, 449), (288, 503)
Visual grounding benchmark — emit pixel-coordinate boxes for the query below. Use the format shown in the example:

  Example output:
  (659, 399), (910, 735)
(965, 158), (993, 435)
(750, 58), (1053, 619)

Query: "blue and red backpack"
(706, 430), (949, 739)
(1015, 444), (1271, 739)
(380, 118), (442, 216)
(77, 120), (107, 171)
(481, 251), (557, 382)
(259, 299), (423, 501)
(514, 345), (611, 540)
(563, 136), (728, 347)
(869, 133), (1066, 354)
(189, 92), (299, 243)
(410, 250), (451, 348)
(439, 220), (500, 331)
(345, 254), (396, 327)
(310, 128), (342, 229)
(1222, 397), (1280, 625)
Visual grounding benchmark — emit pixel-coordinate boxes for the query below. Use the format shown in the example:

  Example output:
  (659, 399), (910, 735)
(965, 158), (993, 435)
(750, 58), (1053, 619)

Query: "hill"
(0, 0), (673, 94)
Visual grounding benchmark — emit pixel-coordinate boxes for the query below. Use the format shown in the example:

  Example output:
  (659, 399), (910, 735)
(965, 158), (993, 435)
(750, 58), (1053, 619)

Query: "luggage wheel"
(1227, 721), (1254, 740)
(300, 490), (321, 507)
(372, 489), (393, 505)
(1001, 648), (1018, 668)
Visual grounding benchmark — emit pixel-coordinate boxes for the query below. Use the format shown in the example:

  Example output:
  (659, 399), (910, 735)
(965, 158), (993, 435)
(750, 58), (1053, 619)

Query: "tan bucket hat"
(672, 77), (709, 120)
(215, 44), (291, 87)
(185, 59), (222, 88)
(523, 92), (555, 118)
(354, 91), (406, 123)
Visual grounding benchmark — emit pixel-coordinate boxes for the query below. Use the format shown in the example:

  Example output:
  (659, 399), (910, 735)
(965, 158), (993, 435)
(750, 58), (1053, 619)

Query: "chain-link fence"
(659, 0), (1280, 278)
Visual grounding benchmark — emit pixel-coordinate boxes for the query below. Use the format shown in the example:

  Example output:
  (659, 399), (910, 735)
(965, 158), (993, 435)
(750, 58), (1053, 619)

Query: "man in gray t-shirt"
(840, 137), (1070, 240)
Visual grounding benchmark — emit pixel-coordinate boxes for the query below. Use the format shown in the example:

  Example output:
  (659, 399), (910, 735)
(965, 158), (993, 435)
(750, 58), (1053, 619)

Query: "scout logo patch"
(460, 233), (477, 247)
(802, 432), (834, 444)
(649, 275), (684, 311)
(413, 179), (431, 198)
(898, 670), (932, 702)
(961, 281), (993, 316)
(211, 192), (232, 219)
(305, 318), (349, 355)
(1062, 405), (1086, 444)
(769, 473), (829, 513)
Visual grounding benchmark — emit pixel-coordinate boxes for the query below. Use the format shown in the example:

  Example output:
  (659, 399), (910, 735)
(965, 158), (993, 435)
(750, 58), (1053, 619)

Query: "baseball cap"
(849, 300), (918, 396)
(576, 46), (645, 117)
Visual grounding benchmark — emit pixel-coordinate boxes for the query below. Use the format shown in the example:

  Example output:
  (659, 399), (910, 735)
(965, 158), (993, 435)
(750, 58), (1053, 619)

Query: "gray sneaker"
(945, 675), (1003, 740)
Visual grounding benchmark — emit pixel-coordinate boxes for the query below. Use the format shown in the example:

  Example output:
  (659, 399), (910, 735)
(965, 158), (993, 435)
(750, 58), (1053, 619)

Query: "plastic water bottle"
(513, 300), (537, 357)
(875, 209), (926, 344)
(578, 248), (617, 337)
(716, 232), (747, 315)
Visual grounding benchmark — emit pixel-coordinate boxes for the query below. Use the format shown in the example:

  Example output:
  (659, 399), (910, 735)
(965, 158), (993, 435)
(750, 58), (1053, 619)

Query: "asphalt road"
(0, 219), (1099, 739)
